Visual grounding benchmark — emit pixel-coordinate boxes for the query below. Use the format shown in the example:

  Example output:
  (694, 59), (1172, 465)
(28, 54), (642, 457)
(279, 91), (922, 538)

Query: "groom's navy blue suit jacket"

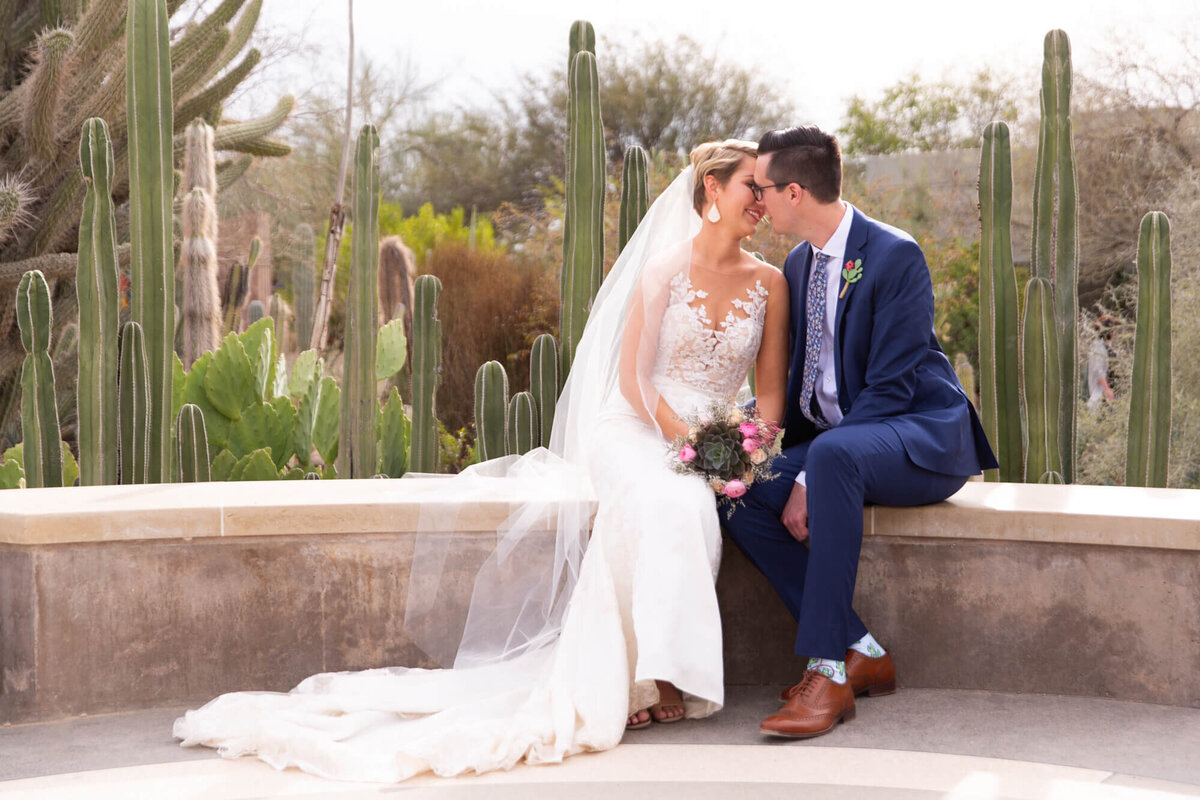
(781, 207), (998, 477)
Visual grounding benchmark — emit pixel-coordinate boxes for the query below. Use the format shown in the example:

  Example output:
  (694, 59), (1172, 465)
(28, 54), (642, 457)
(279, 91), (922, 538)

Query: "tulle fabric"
(174, 168), (737, 782)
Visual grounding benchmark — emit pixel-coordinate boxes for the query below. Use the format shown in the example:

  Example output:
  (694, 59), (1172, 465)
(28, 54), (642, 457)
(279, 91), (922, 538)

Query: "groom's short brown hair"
(757, 126), (841, 204)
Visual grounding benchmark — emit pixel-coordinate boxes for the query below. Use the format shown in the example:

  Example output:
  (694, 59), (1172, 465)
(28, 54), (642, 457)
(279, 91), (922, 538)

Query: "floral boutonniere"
(839, 258), (863, 299)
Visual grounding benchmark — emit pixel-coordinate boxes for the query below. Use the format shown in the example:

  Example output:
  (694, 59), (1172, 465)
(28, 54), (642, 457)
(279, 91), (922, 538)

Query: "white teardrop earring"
(707, 202), (721, 223)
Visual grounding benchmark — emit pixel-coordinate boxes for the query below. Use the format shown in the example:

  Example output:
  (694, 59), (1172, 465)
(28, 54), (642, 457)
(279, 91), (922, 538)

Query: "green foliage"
(377, 386), (410, 477)
(375, 318), (407, 380)
(839, 70), (1021, 155)
(0, 454), (23, 489)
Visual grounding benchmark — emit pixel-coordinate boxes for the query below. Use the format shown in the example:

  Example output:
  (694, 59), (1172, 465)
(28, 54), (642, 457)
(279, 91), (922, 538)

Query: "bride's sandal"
(626, 709), (652, 730)
(650, 681), (685, 724)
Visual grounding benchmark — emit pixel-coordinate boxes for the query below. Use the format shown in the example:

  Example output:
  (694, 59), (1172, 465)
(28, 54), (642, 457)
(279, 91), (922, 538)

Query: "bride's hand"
(781, 483), (809, 542)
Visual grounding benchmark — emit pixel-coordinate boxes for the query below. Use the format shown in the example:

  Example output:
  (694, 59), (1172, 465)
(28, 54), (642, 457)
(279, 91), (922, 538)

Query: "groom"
(725, 125), (997, 738)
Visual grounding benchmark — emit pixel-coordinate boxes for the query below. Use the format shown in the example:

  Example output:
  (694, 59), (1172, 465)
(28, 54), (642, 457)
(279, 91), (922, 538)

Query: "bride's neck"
(691, 226), (744, 272)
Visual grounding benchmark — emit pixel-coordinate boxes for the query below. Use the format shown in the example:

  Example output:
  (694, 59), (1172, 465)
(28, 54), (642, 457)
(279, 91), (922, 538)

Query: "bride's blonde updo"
(689, 139), (758, 214)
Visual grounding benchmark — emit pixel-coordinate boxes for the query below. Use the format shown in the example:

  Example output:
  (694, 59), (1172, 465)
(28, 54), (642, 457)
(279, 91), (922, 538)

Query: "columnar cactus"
(179, 119), (222, 368)
(474, 360), (508, 462)
(25, 27), (74, 162)
(377, 386), (409, 478)
(292, 223), (316, 348)
(619, 145), (649, 253)
(76, 118), (120, 486)
(560, 39), (605, 381)
(16, 270), (63, 488)
(506, 391), (537, 457)
(530, 332), (558, 446)
(409, 274), (442, 472)
(127, 0), (176, 483)
(176, 403), (211, 482)
(118, 320), (151, 485)
(247, 299), (264, 325)
(1126, 212), (1172, 488)
(339, 125), (381, 480)
(222, 260), (248, 333)
(978, 121), (1022, 482)
(1020, 277), (1062, 484)
(1031, 29), (1079, 483)
(953, 353), (976, 409)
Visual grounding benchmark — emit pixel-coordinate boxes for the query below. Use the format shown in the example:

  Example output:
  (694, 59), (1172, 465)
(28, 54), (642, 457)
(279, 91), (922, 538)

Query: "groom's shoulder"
(858, 209), (919, 250)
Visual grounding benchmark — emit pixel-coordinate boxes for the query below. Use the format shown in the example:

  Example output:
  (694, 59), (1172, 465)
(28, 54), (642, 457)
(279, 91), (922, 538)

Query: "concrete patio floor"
(2, 686), (1198, 798)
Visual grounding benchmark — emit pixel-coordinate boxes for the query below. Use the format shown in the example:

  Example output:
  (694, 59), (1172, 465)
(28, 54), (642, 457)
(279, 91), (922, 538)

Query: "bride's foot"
(626, 709), (651, 730)
(650, 680), (685, 723)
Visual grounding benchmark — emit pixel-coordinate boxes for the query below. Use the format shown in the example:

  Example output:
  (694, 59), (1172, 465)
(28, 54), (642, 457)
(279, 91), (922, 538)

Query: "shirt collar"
(812, 201), (854, 264)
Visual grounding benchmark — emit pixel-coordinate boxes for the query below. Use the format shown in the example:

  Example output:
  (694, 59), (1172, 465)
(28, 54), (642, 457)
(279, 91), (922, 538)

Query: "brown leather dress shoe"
(761, 671), (855, 738)
(845, 648), (896, 697)
(781, 649), (897, 700)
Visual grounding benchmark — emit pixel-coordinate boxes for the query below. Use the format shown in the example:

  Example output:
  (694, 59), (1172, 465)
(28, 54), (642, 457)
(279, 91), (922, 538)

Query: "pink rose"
(742, 438), (759, 452)
(679, 445), (697, 463)
(739, 422), (759, 437)
(723, 479), (747, 498)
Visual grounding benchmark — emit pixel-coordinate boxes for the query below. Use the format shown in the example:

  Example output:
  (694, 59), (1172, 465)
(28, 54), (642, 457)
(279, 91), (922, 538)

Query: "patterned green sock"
(806, 657), (847, 684)
(849, 632), (886, 658)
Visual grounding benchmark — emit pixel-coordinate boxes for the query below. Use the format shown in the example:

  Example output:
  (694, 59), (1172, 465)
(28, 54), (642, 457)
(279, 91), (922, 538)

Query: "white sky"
(243, 0), (1198, 130)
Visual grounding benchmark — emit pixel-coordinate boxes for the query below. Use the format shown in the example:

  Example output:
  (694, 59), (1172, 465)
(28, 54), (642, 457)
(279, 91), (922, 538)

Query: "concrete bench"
(1, 479), (1196, 724)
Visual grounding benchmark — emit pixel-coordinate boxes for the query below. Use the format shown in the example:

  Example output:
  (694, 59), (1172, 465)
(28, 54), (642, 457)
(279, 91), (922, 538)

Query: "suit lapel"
(834, 209), (869, 386)
(786, 243), (813, 408)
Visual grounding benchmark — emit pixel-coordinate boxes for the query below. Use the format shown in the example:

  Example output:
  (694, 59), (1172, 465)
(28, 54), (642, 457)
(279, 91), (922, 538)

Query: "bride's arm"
(753, 268), (791, 426)
(619, 286), (688, 439)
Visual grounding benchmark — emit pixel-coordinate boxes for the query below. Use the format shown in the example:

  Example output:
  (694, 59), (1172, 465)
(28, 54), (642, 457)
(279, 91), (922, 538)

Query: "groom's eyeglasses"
(749, 182), (803, 202)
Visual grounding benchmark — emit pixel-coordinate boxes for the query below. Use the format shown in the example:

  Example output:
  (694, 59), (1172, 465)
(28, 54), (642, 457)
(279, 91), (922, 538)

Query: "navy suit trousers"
(724, 422), (968, 661)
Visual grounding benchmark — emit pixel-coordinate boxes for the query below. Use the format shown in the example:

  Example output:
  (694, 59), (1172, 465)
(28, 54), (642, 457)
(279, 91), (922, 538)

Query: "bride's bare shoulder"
(739, 251), (785, 293)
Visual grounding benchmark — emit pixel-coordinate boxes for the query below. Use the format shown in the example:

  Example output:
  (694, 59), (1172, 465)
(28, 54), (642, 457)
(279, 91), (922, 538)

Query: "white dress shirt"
(797, 201), (854, 487)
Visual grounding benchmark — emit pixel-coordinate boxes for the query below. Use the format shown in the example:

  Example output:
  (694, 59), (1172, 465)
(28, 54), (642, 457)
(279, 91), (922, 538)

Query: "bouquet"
(669, 400), (783, 516)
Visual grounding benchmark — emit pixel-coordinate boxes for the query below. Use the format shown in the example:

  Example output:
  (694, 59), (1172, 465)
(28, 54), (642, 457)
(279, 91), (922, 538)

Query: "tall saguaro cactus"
(978, 121), (1022, 482)
(1021, 277), (1062, 484)
(474, 360), (508, 462)
(1126, 212), (1172, 488)
(16, 270), (62, 488)
(560, 39), (605, 381)
(127, 0), (176, 483)
(339, 125), (381, 479)
(619, 145), (649, 253)
(1031, 29), (1079, 483)
(76, 118), (120, 486)
(409, 274), (442, 473)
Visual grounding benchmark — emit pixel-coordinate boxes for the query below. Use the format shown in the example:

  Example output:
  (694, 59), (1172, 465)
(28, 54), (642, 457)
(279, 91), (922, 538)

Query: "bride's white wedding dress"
(173, 168), (770, 783)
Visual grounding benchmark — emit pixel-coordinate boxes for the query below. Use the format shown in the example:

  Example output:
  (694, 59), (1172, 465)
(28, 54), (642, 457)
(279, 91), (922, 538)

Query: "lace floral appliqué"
(654, 273), (770, 397)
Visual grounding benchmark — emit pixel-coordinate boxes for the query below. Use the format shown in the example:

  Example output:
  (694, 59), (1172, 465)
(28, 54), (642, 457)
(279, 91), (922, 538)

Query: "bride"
(174, 139), (790, 782)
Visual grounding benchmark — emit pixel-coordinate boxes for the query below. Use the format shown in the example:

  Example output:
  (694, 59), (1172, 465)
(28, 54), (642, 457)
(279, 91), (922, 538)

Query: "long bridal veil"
(403, 165), (702, 672)
(175, 166), (704, 782)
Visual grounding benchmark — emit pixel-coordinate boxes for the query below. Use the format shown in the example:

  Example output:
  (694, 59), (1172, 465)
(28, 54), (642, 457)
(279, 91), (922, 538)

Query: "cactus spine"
(339, 125), (381, 479)
(561, 33), (605, 381)
(180, 120), (222, 368)
(530, 332), (558, 446)
(127, 0), (176, 483)
(1126, 212), (1172, 488)
(475, 360), (508, 462)
(506, 391), (537, 457)
(16, 270), (63, 488)
(978, 121), (1023, 482)
(76, 118), (120, 486)
(619, 145), (649, 253)
(118, 320), (151, 485)
(1020, 277), (1062, 484)
(1031, 30), (1079, 483)
(293, 223), (316, 348)
(176, 403), (211, 482)
(409, 274), (442, 472)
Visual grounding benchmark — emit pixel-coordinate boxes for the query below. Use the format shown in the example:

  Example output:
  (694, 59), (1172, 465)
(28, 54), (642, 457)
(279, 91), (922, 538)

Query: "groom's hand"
(782, 483), (809, 543)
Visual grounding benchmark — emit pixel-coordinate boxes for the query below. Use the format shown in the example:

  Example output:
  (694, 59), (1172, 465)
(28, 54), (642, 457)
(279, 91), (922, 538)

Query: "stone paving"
(2, 687), (1198, 798)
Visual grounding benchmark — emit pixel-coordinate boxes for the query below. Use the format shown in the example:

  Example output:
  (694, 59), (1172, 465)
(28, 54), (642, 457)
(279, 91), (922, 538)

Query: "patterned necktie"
(800, 252), (831, 425)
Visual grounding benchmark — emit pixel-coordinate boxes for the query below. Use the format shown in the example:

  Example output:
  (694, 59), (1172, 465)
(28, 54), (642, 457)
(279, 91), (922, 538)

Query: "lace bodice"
(653, 272), (770, 399)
